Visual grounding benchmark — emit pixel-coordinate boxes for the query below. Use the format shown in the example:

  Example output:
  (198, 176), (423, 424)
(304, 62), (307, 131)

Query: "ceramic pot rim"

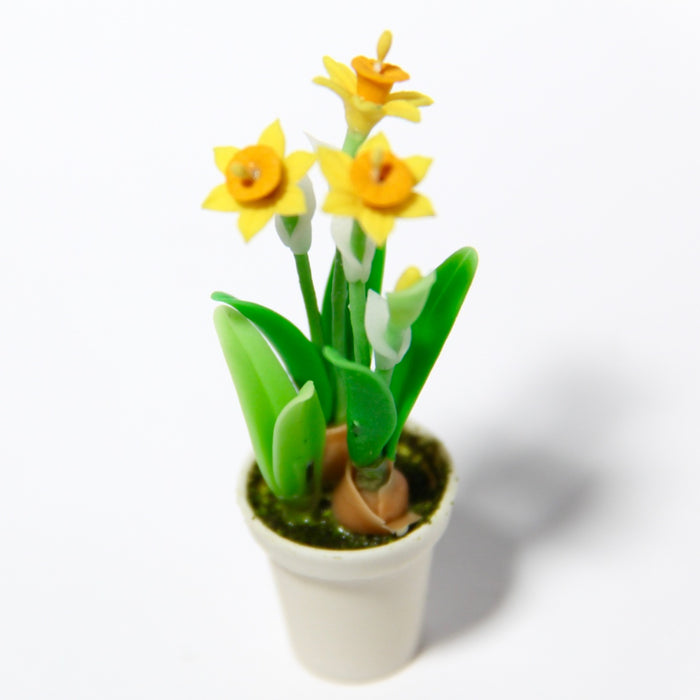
(237, 424), (458, 582)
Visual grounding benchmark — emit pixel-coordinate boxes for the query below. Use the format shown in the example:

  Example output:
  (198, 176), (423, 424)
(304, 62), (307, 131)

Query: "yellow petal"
(237, 207), (274, 241)
(352, 96), (382, 114)
(404, 156), (432, 183)
(383, 100), (421, 122)
(313, 76), (351, 100)
(322, 190), (360, 217)
(322, 56), (357, 93)
(214, 147), (238, 174)
(395, 266), (423, 291)
(284, 151), (315, 183)
(275, 184), (306, 216)
(258, 119), (285, 158)
(345, 99), (383, 135)
(202, 183), (240, 212)
(397, 193), (435, 218)
(357, 208), (395, 246)
(386, 90), (433, 107)
(358, 132), (391, 157)
(317, 147), (353, 190)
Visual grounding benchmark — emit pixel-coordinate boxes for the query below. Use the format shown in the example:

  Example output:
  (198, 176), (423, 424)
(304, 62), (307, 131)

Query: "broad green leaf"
(386, 247), (478, 457)
(212, 292), (334, 422)
(272, 381), (326, 500)
(323, 347), (397, 467)
(213, 305), (296, 495)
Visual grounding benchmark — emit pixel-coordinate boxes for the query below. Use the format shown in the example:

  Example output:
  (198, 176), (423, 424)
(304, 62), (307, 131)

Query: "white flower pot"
(236, 430), (457, 683)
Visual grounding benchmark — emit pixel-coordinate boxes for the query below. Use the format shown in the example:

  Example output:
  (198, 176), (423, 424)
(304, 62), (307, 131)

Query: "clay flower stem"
(341, 127), (372, 367)
(329, 125), (369, 415)
(348, 279), (369, 365)
(375, 366), (393, 387)
(342, 129), (366, 157)
(293, 251), (324, 348)
(354, 459), (389, 491)
(348, 223), (372, 366)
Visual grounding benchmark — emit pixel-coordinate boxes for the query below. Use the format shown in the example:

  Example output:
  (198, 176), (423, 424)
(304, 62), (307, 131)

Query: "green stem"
(367, 243), (385, 294)
(376, 323), (405, 385)
(355, 458), (390, 491)
(294, 253), (324, 348)
(348, 281), (370, 366)
(347, 222), (371, 366)
(376, 367), (394, 386)
(279, 490), (318, 524)
(342, 129), (367, 157)
(332, 129), (369, 419)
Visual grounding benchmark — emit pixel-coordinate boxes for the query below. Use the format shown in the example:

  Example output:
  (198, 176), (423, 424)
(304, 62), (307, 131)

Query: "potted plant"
(203, 31), (478, 682)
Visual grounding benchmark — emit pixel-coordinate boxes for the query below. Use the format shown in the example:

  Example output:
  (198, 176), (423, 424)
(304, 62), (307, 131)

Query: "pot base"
(271, 549), (433, 682)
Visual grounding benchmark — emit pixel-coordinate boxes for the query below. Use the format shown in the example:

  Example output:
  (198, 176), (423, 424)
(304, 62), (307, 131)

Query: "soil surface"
(246, 428), (451, 550)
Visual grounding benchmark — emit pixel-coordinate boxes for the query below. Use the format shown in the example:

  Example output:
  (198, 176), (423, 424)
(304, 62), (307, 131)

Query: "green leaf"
(213, 306), (297, 495)
(321, 253), (337, 347)
(321, 253), (353, 360)
(386, 247), (478, 457)
(212, 292), (334, 422)
(367, 243), (385, 294)
(272, 381), (326, 500)
(323, 347), (397, 467)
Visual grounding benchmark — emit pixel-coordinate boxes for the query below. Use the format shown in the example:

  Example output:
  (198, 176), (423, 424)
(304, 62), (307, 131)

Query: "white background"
(1, 1), (699, 698)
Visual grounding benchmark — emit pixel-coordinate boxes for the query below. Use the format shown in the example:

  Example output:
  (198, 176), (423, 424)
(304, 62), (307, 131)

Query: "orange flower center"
(351, 56), (409, 104)
(226, 145), (282, 203)
(350, 149), (415, 208)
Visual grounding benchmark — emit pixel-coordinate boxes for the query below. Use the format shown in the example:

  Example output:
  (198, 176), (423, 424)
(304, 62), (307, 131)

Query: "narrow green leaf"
(367, 243), (385, 294)
(321, 252), (341, 347)
(212, 292), (334, 422)
(213, 305), (297, 495)
(272, 381), (326, 500)
(323, 347), (397, 467)
(321, 253), (354, 359)
(386, 247), (478, 456)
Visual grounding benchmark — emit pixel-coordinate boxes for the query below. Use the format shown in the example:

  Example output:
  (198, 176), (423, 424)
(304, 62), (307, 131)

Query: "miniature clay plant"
(204, 31), (477, 538)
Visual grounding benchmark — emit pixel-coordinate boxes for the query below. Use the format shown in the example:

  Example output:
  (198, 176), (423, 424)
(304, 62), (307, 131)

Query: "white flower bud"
(365, 290), (411, 370)
(386, 269), (436, 329)
(331, 217), (376, 283)
(275, 176), (316, 255)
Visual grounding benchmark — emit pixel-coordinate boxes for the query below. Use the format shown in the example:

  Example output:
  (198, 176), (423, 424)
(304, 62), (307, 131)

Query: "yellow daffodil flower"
(317, 133), (434, 246)
(313, 31), (433, 136)
(203, 120), (315, 241)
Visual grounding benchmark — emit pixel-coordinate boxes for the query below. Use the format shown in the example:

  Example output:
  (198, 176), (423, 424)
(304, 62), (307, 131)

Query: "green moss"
(246, 428), (450, 550)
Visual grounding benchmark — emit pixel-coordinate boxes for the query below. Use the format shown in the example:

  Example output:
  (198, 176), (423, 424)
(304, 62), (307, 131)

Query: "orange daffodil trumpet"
(317, 132), (434, 246)
(313, 30), (433, 137)
(203, 120), (315, 241)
